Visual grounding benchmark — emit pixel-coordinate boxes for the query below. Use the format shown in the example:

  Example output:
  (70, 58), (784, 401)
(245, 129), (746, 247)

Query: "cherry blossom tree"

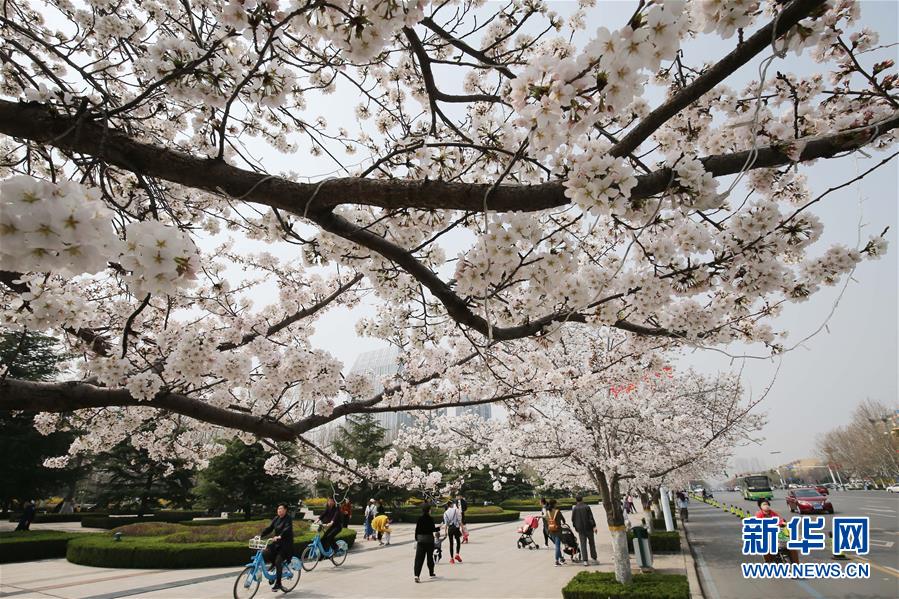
(395, 331), (764, 583)
(0, 1), (895, 486)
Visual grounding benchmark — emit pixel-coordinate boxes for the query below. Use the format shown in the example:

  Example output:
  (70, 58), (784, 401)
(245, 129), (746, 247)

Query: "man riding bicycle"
(260, 502), (294, 592)
(317, 497), (343, 555)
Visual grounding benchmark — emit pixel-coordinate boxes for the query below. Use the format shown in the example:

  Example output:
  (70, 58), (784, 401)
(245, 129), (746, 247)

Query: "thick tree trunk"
(595, 470), (633, 584)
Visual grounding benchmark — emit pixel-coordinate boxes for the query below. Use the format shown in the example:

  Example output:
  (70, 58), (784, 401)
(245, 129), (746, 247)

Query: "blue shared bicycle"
(233, 536), (300, 598)
(300, 524), (348, 572)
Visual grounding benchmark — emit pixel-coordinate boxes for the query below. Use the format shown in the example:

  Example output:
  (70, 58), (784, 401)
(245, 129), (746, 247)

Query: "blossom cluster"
(0, 176), (119, 276)
(120, 220), (200, 297)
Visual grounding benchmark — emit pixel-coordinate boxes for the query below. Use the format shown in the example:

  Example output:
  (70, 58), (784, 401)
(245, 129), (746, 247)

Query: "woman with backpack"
(545, 499), (567, 566)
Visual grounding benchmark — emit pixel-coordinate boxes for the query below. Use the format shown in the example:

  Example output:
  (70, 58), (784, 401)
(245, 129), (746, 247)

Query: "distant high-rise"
(455, 404), (492, 420)
(348, 347), (413, 441)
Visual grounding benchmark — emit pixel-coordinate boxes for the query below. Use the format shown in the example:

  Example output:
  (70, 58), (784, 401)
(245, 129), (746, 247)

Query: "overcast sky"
(212, 1), (899, 471)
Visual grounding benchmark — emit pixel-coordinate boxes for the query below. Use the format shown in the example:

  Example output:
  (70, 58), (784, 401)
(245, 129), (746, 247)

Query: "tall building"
(455, 404), (492, 420)
(348, 347), (414, 441)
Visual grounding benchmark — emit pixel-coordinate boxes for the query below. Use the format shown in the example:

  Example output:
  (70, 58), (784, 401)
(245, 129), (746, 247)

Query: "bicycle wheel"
(330, 540), (348, 566)
(233, 566), (260, 599)
(281, 563), (301, 592)
(300, 544), (319, 572)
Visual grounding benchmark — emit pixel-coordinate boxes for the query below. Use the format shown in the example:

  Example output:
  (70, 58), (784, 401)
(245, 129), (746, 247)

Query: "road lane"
(685, 490), (899, 598)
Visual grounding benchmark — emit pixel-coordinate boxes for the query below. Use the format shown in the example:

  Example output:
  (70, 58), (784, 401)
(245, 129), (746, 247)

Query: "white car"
(887, 484), (899, 493)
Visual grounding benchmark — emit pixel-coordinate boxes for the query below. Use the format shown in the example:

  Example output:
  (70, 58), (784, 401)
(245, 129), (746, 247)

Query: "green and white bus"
(739, 475), (774, 501)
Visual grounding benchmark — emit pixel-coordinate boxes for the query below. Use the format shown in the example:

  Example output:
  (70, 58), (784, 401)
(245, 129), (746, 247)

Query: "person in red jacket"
(755, 500), (798, 564)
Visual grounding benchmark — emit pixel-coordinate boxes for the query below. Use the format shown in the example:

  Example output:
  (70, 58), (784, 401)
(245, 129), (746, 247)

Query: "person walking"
(626, 496), (636, 515)
(260, 502), (294, 592)
(15, 500), (35, 531)
(317, 497), (343, 554)
(571, 496), (598, 565)
(340, 498), (353, 528)
(456, 494), (469, 543)
(363, 498), (377, 540)
(675, 492), (689, 523)
(539, 497), (550, 547)
(413, 504), (439, 583)
(442, 501), (463, 563)
(545, 499), (567, 566)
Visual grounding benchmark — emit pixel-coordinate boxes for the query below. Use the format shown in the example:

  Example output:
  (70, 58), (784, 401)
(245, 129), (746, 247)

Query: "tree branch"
(610, 0), (827, 158)
(1, 100), (895, 215)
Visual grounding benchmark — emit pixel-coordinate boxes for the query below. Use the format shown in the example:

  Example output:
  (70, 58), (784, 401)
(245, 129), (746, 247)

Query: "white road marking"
(869, 539), (895, 548)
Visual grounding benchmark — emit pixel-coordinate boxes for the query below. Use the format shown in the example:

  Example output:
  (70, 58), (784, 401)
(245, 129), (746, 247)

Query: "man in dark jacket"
(261, 502), (294, 591)
(15, 500), (36, 531)
(571, 496), (598, 565)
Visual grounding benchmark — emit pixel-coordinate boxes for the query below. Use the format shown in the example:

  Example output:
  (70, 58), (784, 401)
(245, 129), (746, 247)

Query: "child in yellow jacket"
(372, 511), (392, 546)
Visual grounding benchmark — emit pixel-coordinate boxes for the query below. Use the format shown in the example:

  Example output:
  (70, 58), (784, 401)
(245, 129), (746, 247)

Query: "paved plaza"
(0, 505), (691, 598)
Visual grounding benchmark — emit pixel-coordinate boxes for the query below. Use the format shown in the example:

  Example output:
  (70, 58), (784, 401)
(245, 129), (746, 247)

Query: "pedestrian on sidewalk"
(571, 496), (598, 565)
(546, 499), (567, 566)
(442, 500), (463, 563)
(675, 492), (689, 523)
(539, 497), (550, 547)
(626, 496), (635, 514)
(340, 498), (353, 528)
(413, 504), (439, 583)
(456, 494), (469, 542)
(363, 498), (377, 540)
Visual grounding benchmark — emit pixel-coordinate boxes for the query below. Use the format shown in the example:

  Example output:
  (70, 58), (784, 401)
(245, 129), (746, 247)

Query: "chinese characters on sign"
(741, 516), (869, 556)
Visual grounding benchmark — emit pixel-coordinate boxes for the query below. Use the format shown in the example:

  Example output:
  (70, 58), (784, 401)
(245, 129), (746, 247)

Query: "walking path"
(0, 504), (688, 598)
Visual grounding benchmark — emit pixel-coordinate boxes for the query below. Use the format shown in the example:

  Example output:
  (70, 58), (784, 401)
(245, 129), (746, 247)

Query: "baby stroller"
(517, 515), (541, 549)
(560, 524), (581, 562)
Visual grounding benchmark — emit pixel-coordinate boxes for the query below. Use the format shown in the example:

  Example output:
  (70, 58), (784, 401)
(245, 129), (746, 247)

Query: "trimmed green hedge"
(67, 527), (357, 568)
(627, 531), (681, 554)
(500, 496), (602, 511)
(650, 518), (678, 531)
(386, 507), (519, 523)
(562, 572), (689, 599)
(462, 509), (519, 523)
(81, 513), (198, 529)
(0, 531), (86, 563)
(315, 506), (520, 524)
(6, 513), (84, 523)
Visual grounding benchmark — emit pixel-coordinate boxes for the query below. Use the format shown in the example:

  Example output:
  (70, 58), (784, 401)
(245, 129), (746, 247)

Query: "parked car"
(814, 485), (829, 495)
(786, 488), (834, 514)
(886, 484), (899, 493)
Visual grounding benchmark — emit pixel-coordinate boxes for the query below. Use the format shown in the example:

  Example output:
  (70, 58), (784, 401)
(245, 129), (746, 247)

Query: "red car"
(787, 488), (834, 514)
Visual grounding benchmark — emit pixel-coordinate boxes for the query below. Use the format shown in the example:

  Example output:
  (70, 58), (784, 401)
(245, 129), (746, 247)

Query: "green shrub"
(0, 531), (85, 563)
(81, 512), (199, 529)
(67, 528), (357, 568)
(464, 505), (503, 515)
(562, 571), (689, 599)
(387, 507), (519, 523)
(627, 531), (681, 554)
(463, 510), (519, 523)
(111, 523), (185, 537)
(651, 518), (677, 531)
